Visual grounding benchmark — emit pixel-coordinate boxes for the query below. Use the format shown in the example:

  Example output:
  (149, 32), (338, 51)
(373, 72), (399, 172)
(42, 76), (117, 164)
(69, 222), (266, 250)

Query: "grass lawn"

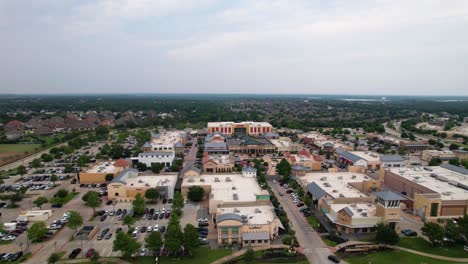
(323, 238), (338, 247)
(306, 216), (320, 229)
(343, 250), (460, 264)
(50, 192), (79, 204)
(125, 247), (232, 264)
(0, 144), (40, 153)
(398, 237), (468, 258)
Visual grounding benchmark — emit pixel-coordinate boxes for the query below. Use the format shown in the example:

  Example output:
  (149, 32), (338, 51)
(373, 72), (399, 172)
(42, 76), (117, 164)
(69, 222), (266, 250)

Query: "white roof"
(329, 203), (377, 219)
(124, 174), (178, 189)
(182, 173), (266, 203)
(217, 205), (277, 225)
(86, 162), (120, 173)
(299, 172), (373, 198)
(351, 151), (381, 162)
(389, 166), (468, 201)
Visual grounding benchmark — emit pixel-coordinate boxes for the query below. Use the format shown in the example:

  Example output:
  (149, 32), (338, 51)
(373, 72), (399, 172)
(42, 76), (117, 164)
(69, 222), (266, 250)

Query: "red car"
(85, 248), (95, 258)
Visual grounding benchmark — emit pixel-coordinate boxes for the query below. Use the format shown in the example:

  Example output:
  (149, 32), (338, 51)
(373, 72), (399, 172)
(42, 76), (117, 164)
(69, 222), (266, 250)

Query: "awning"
(242, 232), (270, 241)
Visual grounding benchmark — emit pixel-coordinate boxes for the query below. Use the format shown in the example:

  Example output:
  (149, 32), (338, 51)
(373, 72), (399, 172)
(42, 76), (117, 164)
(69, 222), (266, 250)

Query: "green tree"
(165, 224), (183, 255)
(50, 174), (58, 182)
(145, 231), (163, 256)
(78, 154), (90, 167)
(187, 186), (205, 202)
(132, 193), (146, 215)
(172, 192), (185, 210)
(375, 223), (399, 245)
(28, 222), (48, 242)
(123, 214), (136, 229)
(151, 163), (163, 174)
(244, 247), (255, 262)
(64, 164), (74, 173)
(449, 158), (461, 166)
(183, 224), (200, 255)
(429, 157), (442, 166)
(41, 153), (54, 162)
(444, 219), (460, 241)
(55, 189), (69, 198)
(449, 143), (460, 150)
(48, 253), (61, 264)
(90, 251), (100, 263)
(85, 191), (101, 214)
(145, 188), (159, 202)
(113, 232), (141, 258)
(105, 173), (114, 181)
(136, 162), (147, 171)
(31, 159), (41, 169)
(17, 165), (27, 179)
(276, 158), (292, 181)
(33, 196), (48, 209)
(422, 222), (445, 246)
(458, 215), (468, 241)
(67, 211), (83, 234)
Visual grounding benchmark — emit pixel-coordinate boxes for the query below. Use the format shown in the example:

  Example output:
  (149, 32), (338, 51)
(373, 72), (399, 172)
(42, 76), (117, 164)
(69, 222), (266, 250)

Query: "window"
(430, 203), (439, 217)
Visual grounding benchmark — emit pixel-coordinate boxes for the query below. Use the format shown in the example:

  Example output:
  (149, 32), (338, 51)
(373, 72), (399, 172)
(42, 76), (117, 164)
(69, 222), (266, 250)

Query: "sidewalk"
(211, 245), (289, 264)
(58, 257), (130, 264)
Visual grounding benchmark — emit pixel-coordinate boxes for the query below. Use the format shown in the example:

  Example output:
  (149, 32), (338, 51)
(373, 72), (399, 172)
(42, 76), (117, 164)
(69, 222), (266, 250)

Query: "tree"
(458, 214), (468, 241)
(244, 247), (255, 262)
(85, 191), (101, 214)
(55, 189), (69, 198)
(132, 193), (146, 215)
(136, 162), (147, 171)
(78, 154), (90, 167)
(165, 224), (183, 255)
(32, 159), (41, 169)
(28, 222), (48, 242)
(449, 143), (460, 150)
(67, 211), (83, 234)
(429, 157), (442, 166)
(151, 163), (163, 174)
(41, 153), (54, 162)
(422, 222), (445, 246)
(123, 214), (136, 229)
(444, 219), (460, 241)
(64, 164), (74, 173)
(145, 188), (159, 202)
(33, 196), (48, 209)
(183, 224), (200, 255)
(449, 158), (461, 166)
(17, 165), (27, 179)
(276, 158), (292, 181)
(105, 173), (114, 181)
(48, 253), (61, 264)
(375, 223), (399, 245)
(172, 192), (185, 210)
(187, 186), (205, 202)
(145, 231), (163, 256)
(50, 174), (58, 182)
(113, 232), (141, 258)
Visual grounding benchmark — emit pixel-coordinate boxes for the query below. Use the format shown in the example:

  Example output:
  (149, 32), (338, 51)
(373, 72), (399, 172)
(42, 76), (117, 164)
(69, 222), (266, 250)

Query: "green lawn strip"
(56, 251), (66, 259)
(323, 239), (338, 247)
(0, 144), (40, 153)
(398, 237), (468, 258)
(50, 192), (79, 204)
(343, 250), (460, 264)
(124, 247), (232, 264)
(306, 216), (320, 229)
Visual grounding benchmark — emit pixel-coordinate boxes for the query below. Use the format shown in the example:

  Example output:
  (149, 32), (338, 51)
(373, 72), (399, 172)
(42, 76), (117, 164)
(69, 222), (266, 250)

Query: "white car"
(154, 225), (159, 232)
(2, 235), (15, 241)
(198, 218), (208, 223)
(147, 226), (153, 232)
(48, 224), (62, 230)
(139, 248), (146, 256)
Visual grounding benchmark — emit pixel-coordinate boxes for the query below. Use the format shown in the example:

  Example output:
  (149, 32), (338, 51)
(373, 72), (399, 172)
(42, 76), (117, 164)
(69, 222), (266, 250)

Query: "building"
(227, 136), (275, 155)
(454, 150), (468, 160)
(336, 150), (381, 169)
(79, 159), (130, 184)
(17, 210), (52, 222)
(215, 205), (282, 247)
(202, 154), (235, 173)
(268, 137), (302, 152)
(400, 141), (430, 153)
(383, 165), (468, 222)
(181, 167), (270, 214)
(142, 130), (187, 153)
(422, 150), (456, 162)
(207, 122), (273, 137)
(131, 151), (175, 168)
(380, 155), (405, 168)
(107, 169), (178, 201)
(285, 149), (322, 171)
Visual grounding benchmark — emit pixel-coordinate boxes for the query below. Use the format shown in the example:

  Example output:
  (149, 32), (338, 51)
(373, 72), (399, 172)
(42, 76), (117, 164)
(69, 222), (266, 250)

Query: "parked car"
(106, 200), (112, 205)
(105, 233), (112, 239)
(401, 229), (417, 237)
(69, 248), (82, 259)
(328, 255), (341, 263)
(51, 203), (63, 208)
(85, 248), (95, 258)
(100, 215), (107, 221)
(159, 226), (166, 233)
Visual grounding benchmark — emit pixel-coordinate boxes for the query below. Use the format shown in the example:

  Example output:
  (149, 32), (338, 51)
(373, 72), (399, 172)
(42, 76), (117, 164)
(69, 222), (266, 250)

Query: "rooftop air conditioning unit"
(200, 178), (205, 182)
(232, 187), (236, 190)
(361, 212), (368, 217)
(339, 194), (345, 197)
(320, 177), (326, 181)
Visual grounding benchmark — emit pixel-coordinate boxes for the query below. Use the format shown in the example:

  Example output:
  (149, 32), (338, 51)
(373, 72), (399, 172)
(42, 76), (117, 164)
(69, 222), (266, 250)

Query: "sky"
(1, 0), (468, 95)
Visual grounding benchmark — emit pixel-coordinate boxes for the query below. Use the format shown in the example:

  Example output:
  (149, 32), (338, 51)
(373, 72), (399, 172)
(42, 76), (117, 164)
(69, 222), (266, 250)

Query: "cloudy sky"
(1, 0), (468, 95)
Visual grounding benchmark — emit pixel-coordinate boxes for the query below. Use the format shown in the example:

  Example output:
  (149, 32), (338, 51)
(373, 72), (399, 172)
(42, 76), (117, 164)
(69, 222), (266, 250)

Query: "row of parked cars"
(48, 212), (71, 230)
(143, 208), (171, 220)
(132, 225), (166, 238)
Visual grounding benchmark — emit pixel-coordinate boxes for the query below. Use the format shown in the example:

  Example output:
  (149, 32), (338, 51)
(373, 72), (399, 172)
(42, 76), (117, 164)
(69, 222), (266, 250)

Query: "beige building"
(107, 169), (178, 202)
(202, 154), (235, 173)
(207, 121), (273, 136)
(17, 210), (53, 222)
(268, 137), (302, 152)
(181, 167), (270, 214)
(421, 150), (456, 161)
(285, 149), (322, 171)
(79, 159), (130, 184)
(215, 205), (282, 247)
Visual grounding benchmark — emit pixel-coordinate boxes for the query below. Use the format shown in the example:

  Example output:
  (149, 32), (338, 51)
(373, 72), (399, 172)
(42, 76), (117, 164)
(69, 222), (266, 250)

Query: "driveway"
(268, 180), (339, 264)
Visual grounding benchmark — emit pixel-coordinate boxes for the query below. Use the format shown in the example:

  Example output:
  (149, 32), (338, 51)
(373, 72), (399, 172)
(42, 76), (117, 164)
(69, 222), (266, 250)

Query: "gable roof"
(339, 150), (364, 163)
(306, 182), (327, 199)
(243, 166), (257, 173)
(111, 168), (138, 184)
(380, 155), (404, 162)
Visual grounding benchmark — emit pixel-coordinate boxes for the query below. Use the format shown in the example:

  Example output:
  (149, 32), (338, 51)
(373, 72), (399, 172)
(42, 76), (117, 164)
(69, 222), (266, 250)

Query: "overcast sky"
(1, 0), (468, 95)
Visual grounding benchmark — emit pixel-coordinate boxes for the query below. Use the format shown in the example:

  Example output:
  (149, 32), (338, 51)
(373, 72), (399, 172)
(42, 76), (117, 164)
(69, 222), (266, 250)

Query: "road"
(183, 137), (198, 170)
(268, 180), (338, 264)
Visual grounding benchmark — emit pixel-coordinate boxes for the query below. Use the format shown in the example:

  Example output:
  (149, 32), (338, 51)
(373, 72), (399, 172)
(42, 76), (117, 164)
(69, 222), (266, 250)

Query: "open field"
(398, 237), (468, 258)
(0, 144), (40, 166)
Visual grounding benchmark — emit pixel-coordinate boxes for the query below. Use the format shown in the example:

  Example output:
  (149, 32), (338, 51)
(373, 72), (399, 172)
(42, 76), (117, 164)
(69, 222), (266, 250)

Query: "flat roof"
(299, 172), (373, 198)
(329, 203), (377, 219)
(388, 166), (468, 200)
(124, 174), (178, 189)
(85, 162), (120, 173)
(217, 205), (277, 225)
(352, 151), (381, 162)
(151, 130), (185, 146)
(205, 154), (233, 165)
(182, 173), (266, 203)
(269, 137), (293, 148)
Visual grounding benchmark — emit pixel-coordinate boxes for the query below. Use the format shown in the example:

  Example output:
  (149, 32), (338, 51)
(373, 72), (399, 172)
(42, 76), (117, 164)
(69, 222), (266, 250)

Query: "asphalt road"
(268, 180), (340, 264)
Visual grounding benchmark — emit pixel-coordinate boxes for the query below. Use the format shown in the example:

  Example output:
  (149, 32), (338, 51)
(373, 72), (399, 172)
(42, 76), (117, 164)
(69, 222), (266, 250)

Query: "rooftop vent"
(226, 177), (231, 182)
(320, 177), (327, 181)
(352, 175), (357, 179)
(338, 176), (343, 180)
(215, 177), (220, 182)
(188, 178), (194, 183)
(233, 193), (238, 200)
(361, 212), (368, 217)
(255, 208), (262, 213)
(200, 178), (205, 182)
(232, 186), (236, 190)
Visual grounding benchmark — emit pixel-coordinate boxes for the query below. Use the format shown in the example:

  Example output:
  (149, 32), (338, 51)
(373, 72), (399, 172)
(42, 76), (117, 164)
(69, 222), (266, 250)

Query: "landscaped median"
(123, 247), (231, 264)
(342, 250), (462, 264)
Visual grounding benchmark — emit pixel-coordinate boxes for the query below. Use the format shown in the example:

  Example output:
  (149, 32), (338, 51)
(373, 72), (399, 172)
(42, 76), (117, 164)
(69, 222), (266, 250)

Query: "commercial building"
(181, 167), (270, 214)
(380, 155), (405, 168)
(142, 130), (187, 153)
(131, 151), (175, 168)
(285, 149), (322, 171)
(227, 136), (275, 155)
(400, 141), (430, 153)
(107, 169), (178, 201)
(202, 154), (235, 173)
(215, 205), (282, 247)
(421, 150), (456, 162)
(336, 150), (381, 169)
(17, 210), (53, 222)
(79, 159), (131, 184)
(268, 137), (302, 152)
(383, 165), (468, 221)
(207, 122), (273, 137)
